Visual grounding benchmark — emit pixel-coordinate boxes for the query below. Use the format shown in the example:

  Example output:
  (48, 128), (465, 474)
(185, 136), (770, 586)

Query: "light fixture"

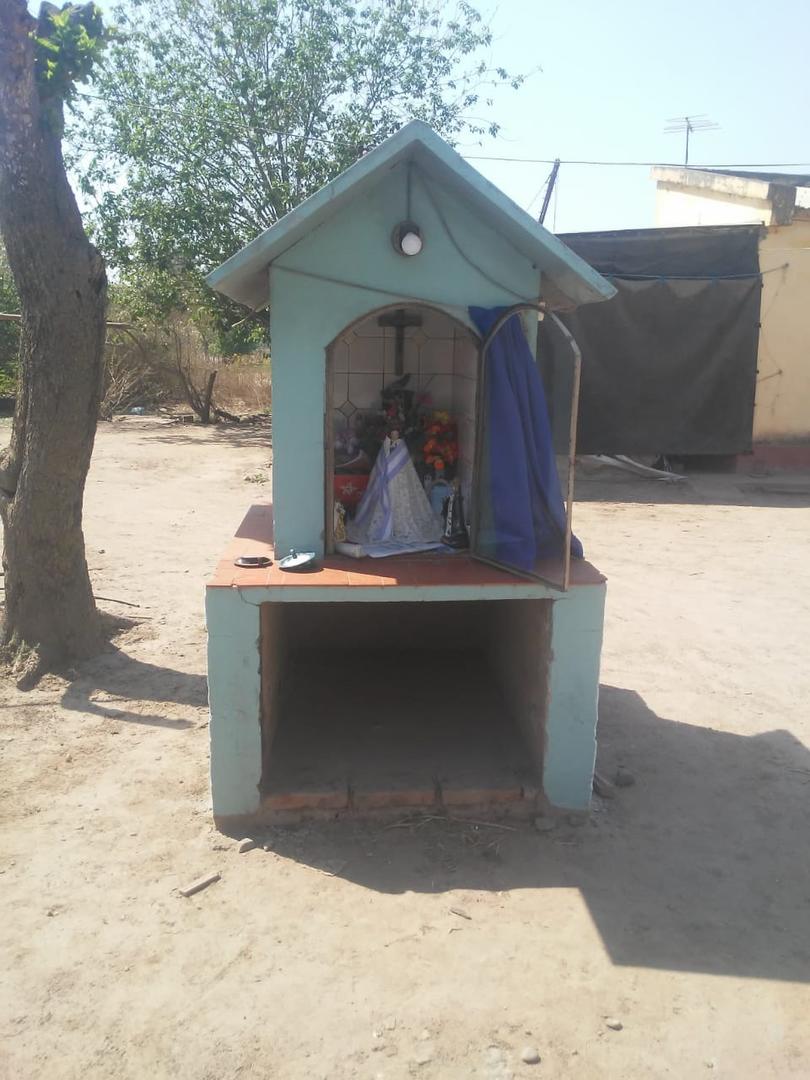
(392, 220), (423, 257)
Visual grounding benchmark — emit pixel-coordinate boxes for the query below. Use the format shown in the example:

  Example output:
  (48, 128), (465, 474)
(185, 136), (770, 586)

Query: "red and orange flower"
(421, 410), (459, 473)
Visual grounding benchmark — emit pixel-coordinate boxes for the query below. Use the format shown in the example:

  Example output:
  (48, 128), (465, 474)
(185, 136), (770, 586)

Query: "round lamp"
(393, 221), (423, 257)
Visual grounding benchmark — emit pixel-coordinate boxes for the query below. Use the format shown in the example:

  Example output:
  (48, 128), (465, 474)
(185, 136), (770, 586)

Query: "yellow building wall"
(755, 219), (810, 442)
(656, 181), (810, 442)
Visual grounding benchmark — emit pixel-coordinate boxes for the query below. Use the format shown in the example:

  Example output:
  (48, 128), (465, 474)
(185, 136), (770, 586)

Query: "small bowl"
(233, 555), (272, 569)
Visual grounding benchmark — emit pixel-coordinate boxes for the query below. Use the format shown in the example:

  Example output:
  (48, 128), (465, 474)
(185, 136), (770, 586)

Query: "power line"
(462, 155), (810, 168)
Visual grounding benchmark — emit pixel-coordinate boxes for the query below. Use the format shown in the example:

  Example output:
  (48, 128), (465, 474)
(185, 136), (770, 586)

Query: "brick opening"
(259, 598), (552, 816)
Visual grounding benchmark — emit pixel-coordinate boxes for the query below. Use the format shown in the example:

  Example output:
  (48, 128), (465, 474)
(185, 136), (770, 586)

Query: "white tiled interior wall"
(330, 308), (454, 410)
(330, 307), (478, 520)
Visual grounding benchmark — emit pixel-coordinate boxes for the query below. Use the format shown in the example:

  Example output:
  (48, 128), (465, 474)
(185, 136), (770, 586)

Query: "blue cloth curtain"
(469, 306), (583, 571)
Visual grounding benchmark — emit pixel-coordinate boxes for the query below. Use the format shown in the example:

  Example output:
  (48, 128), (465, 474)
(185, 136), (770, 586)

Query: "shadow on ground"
(61, 646), (207, 728)
(246, 684), (810, 983)
(574, 467), (810, 508)
(133, 417), (272, 451)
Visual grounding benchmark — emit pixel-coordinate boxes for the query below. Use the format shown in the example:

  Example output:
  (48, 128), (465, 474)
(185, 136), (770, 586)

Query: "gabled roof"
(207, 120), (615, 310)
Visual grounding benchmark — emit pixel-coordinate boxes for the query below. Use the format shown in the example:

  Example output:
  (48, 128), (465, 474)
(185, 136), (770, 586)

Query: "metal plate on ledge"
(278, 549), (318, 572)
(234, 555), (272, 569)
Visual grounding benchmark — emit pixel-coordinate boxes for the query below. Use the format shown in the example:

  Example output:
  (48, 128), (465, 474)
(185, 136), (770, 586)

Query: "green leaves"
(72, 0), (521, 349)
(33, 2), (110, 103)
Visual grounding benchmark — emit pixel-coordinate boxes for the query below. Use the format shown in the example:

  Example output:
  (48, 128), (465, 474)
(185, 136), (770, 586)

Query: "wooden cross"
(377, 308), (422, 376)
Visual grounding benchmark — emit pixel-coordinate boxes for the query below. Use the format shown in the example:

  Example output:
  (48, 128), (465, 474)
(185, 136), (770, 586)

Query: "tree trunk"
(0, 0), (106, 673)
(200, 370), (217, 424)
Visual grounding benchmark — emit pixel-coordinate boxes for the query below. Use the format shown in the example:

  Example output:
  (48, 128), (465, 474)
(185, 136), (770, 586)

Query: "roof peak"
(207, 121), (614, 311)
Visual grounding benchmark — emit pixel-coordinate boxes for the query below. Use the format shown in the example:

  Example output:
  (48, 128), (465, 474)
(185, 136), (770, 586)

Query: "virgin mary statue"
(347, 430), (442, 547)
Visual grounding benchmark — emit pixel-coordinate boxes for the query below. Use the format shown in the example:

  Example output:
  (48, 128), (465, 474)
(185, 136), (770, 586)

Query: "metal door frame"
(469, 302), (582, 591)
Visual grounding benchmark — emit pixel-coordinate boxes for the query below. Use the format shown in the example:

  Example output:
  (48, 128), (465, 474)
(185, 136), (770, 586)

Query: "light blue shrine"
(209, 120), (612, 556)
(205, 121), (614, 822)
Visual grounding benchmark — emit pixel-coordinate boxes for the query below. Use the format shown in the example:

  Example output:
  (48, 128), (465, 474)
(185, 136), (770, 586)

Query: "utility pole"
(664, 114), (719, 166)
(538, 158), (561, 224)
(536, 159), (561, 433)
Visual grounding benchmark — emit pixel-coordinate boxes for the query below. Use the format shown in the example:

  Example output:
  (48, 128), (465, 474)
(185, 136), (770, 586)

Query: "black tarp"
(540, 225), (762, 456)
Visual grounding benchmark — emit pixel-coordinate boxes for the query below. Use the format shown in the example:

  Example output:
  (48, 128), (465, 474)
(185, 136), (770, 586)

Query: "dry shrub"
(189, 354), (270, 415)
(168, 319), (270, 421)
(100, 330), (175, 419)
(100, 318), (270, 421)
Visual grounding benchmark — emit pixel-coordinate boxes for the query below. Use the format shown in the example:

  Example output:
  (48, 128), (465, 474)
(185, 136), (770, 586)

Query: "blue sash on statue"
(351, 438), (409, 542)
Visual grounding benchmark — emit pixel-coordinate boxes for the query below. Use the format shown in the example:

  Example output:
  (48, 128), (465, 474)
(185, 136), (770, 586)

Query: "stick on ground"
(179, 872), (221, 898)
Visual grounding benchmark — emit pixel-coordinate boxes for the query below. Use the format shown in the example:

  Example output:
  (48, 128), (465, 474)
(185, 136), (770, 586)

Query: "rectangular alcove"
(259, 597), (552, 815)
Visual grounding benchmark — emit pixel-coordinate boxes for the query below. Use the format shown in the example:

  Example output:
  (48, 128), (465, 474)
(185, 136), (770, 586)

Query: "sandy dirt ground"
(1, 417), (809, 1080)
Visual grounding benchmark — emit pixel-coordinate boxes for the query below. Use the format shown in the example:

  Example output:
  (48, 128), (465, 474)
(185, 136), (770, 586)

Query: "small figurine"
(428, 464), (452, 520)
(442, 478), (469, 548)
(334, 500), (347, 542)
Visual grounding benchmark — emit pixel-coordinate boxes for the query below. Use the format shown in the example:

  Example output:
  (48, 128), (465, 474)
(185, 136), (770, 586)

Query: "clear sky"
(459, 0), (810, 235)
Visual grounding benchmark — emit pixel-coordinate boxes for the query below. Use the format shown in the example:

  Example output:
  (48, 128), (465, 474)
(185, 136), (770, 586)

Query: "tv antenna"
(664, 114), (719, 166)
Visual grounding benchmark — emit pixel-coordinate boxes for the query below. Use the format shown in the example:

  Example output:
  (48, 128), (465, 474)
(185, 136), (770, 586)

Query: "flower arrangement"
(333, 383), (461, 498)
(421, 410), (459, 477)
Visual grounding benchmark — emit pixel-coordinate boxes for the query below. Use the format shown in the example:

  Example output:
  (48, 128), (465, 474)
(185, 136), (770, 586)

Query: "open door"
(470, 305), (582, 591)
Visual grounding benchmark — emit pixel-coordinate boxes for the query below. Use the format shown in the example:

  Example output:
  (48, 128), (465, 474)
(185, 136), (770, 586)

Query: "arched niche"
(325, 302), (480, 553)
